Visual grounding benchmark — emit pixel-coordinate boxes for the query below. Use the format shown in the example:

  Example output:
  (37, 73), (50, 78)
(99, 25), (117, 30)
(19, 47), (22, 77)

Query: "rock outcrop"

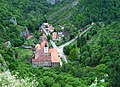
(10, 17), (17, 25)
(46, 0), (62, 4)
(20, 27), (30, 39)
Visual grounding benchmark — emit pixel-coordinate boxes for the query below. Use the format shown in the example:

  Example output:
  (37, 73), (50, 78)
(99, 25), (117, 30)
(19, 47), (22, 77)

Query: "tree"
(63, 46), (71, 55)
(35, 31), (42, 39)
(47, 35), (52, 41)
(77, 34), (80, 47)
(52, 83), (61, 87)
(68, 48), (78, 61)
(42, 77), (55, 87)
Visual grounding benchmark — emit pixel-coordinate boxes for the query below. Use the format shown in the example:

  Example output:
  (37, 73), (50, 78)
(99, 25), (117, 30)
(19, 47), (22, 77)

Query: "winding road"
(54, 26), (92, 63)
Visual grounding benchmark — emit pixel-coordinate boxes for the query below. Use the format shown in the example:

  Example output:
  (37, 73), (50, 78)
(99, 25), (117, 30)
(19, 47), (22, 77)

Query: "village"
(3, 21), (92, 68)
(32, 23), (65, 67)
(31, 22), (91, 67)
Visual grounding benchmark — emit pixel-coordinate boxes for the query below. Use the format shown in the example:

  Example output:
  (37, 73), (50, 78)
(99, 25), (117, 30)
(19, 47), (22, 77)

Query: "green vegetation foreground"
(0, 0), (120, 86)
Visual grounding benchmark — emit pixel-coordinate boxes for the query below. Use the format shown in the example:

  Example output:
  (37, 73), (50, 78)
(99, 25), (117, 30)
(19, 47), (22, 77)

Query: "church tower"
(44, 43), (48, 53)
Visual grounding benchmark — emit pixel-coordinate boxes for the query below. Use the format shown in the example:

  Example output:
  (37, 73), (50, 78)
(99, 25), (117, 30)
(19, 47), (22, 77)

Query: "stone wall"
(32, 61), (60, 67)
(32, 61), (52, 67)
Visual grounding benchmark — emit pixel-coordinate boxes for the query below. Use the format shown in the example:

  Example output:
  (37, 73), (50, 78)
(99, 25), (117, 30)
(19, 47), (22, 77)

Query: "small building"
(61, 26), (64, 30)
(80, 28), (86, 31)
(58, 37), (62, 41)
(52, 32), (58, 40)
(48, 24), (55, 32)
(58, 32), (63, 35)
(43, 23), (49, 26)
(26, 34), (31, 39)
(32, 40), (60, 67)
(42, 23), (55, 33)
(59, 25), (64, 30)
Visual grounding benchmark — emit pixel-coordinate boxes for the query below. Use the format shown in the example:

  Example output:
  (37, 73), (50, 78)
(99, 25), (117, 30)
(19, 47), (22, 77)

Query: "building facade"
(32, 34), (60, 67)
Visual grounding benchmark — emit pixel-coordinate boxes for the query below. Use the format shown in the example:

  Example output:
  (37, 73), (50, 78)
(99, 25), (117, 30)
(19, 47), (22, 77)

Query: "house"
(80, 28), (86, 31)
(26, 34), (31, 39)
(59, 25), (64, 30)
(39, 27), (44, 33)
(52, 32), (58, 40)
(48, 24), (55, 32)
(42, 23), (55, 32)
(32, 39), (60, 67)
(50, 48), (60, 67)
(58, 32), (64, 37)
(43, 23), (49, 26)
(61, 26), (64, 30)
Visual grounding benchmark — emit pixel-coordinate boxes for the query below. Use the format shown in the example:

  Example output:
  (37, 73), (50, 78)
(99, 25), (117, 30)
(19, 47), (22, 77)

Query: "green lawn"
(15, 48), (32, 59)
(24, 36), (35, 46)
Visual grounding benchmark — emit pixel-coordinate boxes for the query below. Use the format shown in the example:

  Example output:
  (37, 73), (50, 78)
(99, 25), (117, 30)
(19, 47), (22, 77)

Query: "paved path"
(50, 40), (58, 49)
(41, 26), (49, 36)
(58, 26), (92, 49)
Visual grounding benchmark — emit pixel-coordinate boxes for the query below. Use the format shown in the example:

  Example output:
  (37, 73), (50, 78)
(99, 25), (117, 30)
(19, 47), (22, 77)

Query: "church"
(32, 34), (60, 67)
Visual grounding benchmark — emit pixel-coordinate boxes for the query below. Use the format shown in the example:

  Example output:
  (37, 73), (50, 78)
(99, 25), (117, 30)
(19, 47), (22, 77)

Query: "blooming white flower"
(0, 71), (39, 87)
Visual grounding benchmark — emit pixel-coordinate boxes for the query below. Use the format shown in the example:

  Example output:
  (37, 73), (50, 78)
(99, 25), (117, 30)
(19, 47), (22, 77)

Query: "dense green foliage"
(49, 0), (120, 39)
(72, 0), (120, 27)
(0, 0), (120, 86)
(0, 0), (52, 45)
(84, 22), (120, 87)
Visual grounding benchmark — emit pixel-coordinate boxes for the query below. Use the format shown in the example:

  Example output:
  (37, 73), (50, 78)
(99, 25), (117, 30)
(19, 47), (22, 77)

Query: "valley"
(0, 0), (120, 87)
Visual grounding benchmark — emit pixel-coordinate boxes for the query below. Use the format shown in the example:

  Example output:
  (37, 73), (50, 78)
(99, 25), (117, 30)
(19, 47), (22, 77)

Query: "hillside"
(0, 0), (120, 87)
(0, 0), (52, 44)
(48, 0), (120, 40)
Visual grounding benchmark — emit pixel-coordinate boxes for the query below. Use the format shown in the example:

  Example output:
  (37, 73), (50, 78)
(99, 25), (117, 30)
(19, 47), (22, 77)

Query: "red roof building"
(48, 24), (54, 32)
(32, 40), (60, 67)
(52, 32), (58, 40)
(26, 34), (31, 39)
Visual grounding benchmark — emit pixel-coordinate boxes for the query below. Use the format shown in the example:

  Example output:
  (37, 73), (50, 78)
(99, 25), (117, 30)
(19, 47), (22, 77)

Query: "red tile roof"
(35, 44), (41, 49)
(41, 40), (48, 48)
(52, 32), (58, 39)
(48, 24), (54, 31)
(32, 49), (51, 62)
(33, 31), (60, 64)
(26, 34), (30, 39)
(33, 47), (60, 63)
(50, 48), (60, 62)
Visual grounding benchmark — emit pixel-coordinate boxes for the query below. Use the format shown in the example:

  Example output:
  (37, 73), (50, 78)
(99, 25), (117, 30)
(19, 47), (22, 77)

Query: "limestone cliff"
(46, 0), (62, 4)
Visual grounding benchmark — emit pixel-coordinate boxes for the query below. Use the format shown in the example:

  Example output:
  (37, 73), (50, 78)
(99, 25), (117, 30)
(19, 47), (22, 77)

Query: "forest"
(0, 0), (120, 87)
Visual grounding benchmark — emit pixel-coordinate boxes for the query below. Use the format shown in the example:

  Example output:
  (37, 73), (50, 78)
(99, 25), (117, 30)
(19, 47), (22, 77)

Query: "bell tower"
(44, 43), (48, 53)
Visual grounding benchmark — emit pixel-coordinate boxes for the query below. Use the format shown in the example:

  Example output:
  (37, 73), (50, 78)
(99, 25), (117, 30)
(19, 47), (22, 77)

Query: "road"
(41, 24), (93, 64)
(58, 26), (92, 49)
(50, 40), (64, 66)
(49, 26), (92, 63)
(50, 40), (58, 49)
(41, 26), (49, 36)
